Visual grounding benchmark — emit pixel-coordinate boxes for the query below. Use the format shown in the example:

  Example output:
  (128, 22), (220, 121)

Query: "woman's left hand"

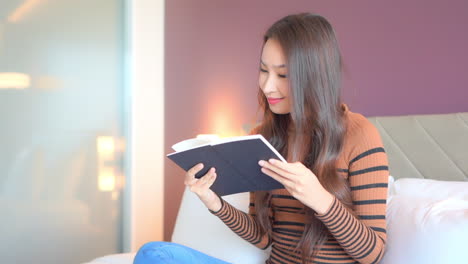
(258, 159), (334, 214)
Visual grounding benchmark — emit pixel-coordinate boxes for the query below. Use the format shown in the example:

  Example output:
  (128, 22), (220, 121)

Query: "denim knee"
(133, 241), (230, 264)
(134, 241), (178, 264)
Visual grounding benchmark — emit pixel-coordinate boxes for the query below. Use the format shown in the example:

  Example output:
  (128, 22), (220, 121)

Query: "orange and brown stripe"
(211, 106), (389, 264)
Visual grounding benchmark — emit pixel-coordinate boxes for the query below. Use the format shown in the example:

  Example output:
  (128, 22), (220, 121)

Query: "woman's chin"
(270, 108), (290, 115)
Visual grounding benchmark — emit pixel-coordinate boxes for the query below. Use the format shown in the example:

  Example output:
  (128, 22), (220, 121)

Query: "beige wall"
(126, 0), (165, 252)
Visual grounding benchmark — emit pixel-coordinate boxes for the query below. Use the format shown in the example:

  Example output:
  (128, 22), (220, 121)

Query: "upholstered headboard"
(368, 112), (468, 181)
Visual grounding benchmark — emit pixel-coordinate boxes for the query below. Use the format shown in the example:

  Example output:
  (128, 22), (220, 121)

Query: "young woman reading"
(135, 13), (389, 264)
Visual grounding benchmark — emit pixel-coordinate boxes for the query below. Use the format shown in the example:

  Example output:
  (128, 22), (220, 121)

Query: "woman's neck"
(286, 125), (296, 161)
(287, 123), (296, 134)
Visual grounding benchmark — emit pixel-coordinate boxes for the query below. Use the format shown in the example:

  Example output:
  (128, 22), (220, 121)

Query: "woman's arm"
(209, 192), (272, 250)
(184, 163), (272, 249)
(315, 121), (389, 264)
(258, 118), (388, 264)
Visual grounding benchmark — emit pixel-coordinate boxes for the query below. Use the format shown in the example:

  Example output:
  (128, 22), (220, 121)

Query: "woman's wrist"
(203, 192), (223, 212)
(311, 189), (335, 215)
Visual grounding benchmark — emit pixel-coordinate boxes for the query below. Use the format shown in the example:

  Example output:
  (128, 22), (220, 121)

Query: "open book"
(167, 134), (285, 196)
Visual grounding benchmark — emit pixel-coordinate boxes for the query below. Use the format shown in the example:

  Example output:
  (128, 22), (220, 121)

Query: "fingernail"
(258, 160), (265, 166)
(198, 163), (204, 168)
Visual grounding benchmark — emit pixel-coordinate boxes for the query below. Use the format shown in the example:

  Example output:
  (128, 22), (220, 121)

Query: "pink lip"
(267, 98), (284, 105)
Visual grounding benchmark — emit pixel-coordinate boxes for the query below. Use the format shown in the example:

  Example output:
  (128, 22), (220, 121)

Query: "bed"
(84, 111), (468, 264)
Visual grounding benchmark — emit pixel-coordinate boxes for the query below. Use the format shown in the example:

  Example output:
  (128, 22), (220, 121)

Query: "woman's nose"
(262, 76), (276, 93)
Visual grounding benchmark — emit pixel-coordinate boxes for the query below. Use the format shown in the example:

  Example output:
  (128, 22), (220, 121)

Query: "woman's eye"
(259, 68), (286, 78)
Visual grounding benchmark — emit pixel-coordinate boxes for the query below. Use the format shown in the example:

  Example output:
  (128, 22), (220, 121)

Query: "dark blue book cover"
(167, 135), (285, 196)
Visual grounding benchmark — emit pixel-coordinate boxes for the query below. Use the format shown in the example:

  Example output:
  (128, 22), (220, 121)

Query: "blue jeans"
(133, 241), (231, 264)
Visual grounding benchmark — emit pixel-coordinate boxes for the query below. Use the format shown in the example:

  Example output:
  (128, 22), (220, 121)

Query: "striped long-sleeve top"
(210, 105), (389, 264)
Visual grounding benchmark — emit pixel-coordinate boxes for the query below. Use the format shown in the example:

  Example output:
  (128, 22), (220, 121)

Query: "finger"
(188, 163), (204, 177)
(261, 167), (294, 189)
(268, 159), (303, 174)
(184, 177), (198, 186)
(192, 168), (216, 190)
(184, 172), (198, 185)
(190, 175), (212, 194)
(259, 160), (296, 180)
(185, 163), (204, 183)
(199, 172), (217, 190)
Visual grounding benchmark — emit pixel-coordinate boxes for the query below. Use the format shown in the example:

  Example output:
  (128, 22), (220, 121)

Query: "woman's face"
(259, 38), (291, 114)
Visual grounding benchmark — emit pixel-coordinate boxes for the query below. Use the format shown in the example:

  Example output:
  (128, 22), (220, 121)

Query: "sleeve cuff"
(315, 196), (339, 222)
(208, 193), (226, 215)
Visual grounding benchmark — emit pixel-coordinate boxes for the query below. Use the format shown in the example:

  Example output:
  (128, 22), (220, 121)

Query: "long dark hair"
(254, 13), (353, 263)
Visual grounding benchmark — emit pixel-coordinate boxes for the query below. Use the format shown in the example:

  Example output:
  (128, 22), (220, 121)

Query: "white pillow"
(381, 178), (468, 264)
(387, 175), (395, 195)
(171, 188), (270, 264)
(390, 177), (468, 200)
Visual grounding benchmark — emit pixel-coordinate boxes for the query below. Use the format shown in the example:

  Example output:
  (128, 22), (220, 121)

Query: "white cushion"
(381, 178), (468, 264)
(387, 175), (395, 195)
(171, 188), (270, 264)
(81, 253), (136, 264)
(390, 177), (468, 200)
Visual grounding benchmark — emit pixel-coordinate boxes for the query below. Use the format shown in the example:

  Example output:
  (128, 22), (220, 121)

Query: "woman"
(135, 13), (389, 264)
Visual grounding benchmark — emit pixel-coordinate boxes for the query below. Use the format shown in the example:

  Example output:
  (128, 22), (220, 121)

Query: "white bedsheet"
(82, 253), (135, 264)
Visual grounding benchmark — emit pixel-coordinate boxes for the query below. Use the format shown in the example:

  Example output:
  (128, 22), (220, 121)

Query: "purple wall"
(164, 0), (468, 240)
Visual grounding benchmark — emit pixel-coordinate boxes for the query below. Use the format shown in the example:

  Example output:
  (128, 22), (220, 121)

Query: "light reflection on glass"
(97, 136), (115, 159)
(0, 72), (30, 89)
(7, 0), (43, 24)
(98, 167), (116, 192)
(97, 136), (125, 193)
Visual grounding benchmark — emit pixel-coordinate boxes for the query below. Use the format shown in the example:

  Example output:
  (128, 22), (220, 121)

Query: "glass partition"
(0, 0), (125, 263)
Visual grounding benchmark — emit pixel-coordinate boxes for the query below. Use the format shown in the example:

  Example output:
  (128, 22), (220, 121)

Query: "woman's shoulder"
(342, 104), (384, 149)
(248, 123), (262, 135)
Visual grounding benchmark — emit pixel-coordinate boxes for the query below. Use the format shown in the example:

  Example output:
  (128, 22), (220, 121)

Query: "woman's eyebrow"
(260, 60), (286, 68)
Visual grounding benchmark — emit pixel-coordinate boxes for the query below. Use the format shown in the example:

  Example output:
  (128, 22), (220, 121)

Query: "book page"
(171, 138), (213, 152)
(211, 134), (263, 145)
(212, 134), (286, 162)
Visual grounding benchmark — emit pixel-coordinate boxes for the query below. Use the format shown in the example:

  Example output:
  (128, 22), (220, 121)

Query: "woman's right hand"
(184, 163), (222, 212)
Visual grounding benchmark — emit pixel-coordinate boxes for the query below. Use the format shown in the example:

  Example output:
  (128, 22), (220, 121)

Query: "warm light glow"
(36, 75), (63, 90)
(7, 0), (42, 23)
(97, 136), (115, 158)
(211, 107), (240, 138)
(205, 94), (240, 138)
(97, 136), (117, 192)
(0, 72), (30, 89)
(201, 81), (244, 138)
(96, 136), (125, 192)
(99, 168), (116, 192)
